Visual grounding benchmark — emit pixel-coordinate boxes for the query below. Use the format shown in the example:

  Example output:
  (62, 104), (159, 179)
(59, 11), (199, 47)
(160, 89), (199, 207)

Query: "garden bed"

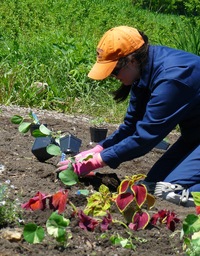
(0, 105), (195, 256)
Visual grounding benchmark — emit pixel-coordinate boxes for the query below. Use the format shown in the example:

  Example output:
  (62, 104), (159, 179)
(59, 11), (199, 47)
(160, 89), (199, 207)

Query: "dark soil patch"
(0, 105), (195, 256)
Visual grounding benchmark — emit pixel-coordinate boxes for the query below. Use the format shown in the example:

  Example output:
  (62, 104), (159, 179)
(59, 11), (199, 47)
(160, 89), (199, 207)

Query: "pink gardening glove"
(73, 153), (104, 176)
(57, 145), (103, 170)
(75, 145), (104, 160)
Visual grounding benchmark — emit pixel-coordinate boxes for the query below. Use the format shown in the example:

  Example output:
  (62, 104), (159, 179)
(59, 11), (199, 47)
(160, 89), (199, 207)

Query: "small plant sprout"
(115, 174), (155, 230)
(11, 111), (41, 134)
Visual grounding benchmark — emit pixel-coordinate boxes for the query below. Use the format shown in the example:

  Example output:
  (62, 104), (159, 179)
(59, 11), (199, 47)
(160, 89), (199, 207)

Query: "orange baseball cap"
(88, 26), (145, 80)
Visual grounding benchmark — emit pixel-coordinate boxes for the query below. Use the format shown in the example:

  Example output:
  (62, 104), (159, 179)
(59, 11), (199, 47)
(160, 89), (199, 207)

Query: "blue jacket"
(100, 45), (200, 168)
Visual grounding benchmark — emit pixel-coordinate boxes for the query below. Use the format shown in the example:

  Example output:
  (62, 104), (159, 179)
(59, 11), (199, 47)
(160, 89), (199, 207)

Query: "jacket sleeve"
(100, 78), (196, 169)
(99, 86), (149, 148)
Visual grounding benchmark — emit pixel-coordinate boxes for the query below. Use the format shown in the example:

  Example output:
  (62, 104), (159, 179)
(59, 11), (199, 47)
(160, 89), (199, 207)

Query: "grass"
(0, 0), (200, 123)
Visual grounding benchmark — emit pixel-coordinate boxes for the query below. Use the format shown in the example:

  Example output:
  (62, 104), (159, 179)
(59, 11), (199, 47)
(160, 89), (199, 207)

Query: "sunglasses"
(111, 66), (122, 77)
(111, 58), (129, 77)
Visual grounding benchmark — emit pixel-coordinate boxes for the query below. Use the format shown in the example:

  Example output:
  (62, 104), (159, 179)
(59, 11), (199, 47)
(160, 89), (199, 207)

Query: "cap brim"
(88, 61), (118, 80)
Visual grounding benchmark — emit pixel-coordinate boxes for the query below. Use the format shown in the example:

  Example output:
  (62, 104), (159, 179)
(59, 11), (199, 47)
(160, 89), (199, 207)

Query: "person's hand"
(73, 153), (105, 176)
(57, 153), (105, 176)
(75, 145), (104, 160)
(57, 145), (104, 170)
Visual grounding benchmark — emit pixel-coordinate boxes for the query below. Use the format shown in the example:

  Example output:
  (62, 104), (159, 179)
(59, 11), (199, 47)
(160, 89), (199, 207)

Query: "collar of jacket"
(137, 45), (154, 89)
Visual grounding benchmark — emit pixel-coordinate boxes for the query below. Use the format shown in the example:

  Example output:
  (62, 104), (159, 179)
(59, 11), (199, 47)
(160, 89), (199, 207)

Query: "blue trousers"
(146, 137), (200, 193)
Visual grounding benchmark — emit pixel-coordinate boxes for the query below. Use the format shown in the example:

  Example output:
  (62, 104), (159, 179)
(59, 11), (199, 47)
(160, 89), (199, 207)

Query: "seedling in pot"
(32, 124), (82, 162)
(90, 117), (107, 128)
(89, 117), (108, 143)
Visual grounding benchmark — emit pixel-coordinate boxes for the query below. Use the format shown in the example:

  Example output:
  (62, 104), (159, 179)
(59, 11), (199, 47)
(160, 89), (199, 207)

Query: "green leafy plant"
(58, 162), (79, 186)
(114, 174), (155, 230)
(33, 125), (82, 158)
(109, 233), (136, 250)
(23, 212), (71, 246)
(58, 154), (94, 186)
(181, 192), (200, 255)
(11, 111), (41, 134)
(35, 124), (65, 156)
(23, 223), (45, 244)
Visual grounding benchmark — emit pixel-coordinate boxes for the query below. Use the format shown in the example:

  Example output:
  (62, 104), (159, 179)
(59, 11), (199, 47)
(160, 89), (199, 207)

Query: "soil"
(0, 105), (195, 256)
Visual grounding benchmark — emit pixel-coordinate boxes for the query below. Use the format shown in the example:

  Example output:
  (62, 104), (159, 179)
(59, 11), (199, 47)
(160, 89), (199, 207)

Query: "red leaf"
(115, 192), (134, 212)
(196, 206), (200, 215)
(101, 213), (112, 231)
(51, 190), (68, 214)
(118, 179), (130, 193)
(150, 212), (160, 225)
(150, 209), (180, 232)
(78, 210), (99, 231)
(21, 191), (48, 211)
(130, 211), (150, 230)
(131, 184), (147, 207)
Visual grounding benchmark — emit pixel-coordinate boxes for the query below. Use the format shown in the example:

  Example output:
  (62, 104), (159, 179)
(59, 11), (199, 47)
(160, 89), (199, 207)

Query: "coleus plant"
(21, 189), (74, 214)
(84, 184), (114, 217)
(114, 174), (155, 231)
(150, 209), (180, 232)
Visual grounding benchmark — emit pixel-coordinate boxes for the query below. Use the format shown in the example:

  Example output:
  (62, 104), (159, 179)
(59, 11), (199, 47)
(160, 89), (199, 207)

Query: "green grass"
(0, 0), (200, 123)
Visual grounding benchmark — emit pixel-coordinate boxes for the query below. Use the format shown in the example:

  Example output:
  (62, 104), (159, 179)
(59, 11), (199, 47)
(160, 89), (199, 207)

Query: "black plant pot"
(60, 134), (82, 154)
(31, 136), (54, 162)
(90, 127), (108, 143)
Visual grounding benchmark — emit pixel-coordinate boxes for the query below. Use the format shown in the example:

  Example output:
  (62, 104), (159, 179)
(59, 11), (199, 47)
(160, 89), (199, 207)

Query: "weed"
(0, 180), (22, 227)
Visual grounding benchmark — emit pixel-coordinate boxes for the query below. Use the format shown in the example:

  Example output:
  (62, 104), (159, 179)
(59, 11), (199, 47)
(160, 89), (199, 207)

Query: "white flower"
(0, 201), (6, 206)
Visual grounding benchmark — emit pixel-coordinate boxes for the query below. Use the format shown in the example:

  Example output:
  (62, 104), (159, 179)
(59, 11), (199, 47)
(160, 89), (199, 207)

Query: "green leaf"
(11, 115), (23, 124)
(59, 169), (79, 186)
(46, 144), (62, 156)
(183, 214), (200, 235)
(110, 234), (135, 249)
(18, 122), (31, 133)
(99, 184), (110, 195)
(39, 124), (52, 136)
(23, 223), (45, 244)
(32, 129), (47, 137)
(77, 189), (89, 196)
(192, 192), (200, 206)
(46, 212), (70, 238)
